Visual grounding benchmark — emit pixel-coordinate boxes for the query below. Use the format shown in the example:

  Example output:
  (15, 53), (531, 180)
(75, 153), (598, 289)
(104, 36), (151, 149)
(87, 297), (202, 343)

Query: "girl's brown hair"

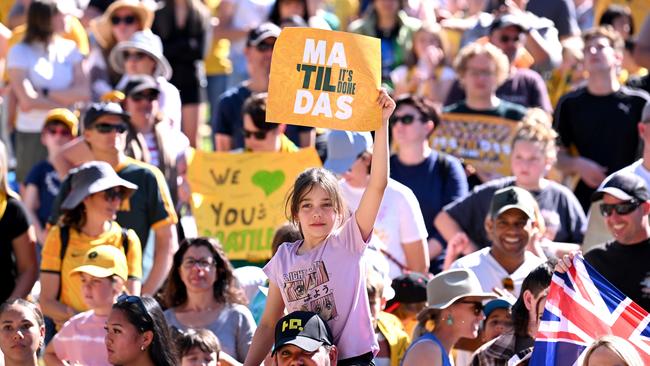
(285, 168), (347, 229)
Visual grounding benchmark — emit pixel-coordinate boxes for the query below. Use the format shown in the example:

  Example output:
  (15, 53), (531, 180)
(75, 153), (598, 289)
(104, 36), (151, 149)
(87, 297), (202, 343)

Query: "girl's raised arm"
(355, 89), (395, 241)
(243, 282), (286, 366)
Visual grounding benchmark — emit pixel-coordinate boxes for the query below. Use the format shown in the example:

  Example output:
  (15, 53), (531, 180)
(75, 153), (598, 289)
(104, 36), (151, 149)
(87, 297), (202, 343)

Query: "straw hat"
(109, 30), (173, 80)
(425, 269), (496, 310)
(89, 0), (155, 49)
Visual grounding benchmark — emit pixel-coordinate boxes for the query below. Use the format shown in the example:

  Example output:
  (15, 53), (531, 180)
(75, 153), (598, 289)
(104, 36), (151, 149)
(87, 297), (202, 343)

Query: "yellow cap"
(44, 108), (79, 136)
(101, 90), (125, 103)
(70, 245), (128, 282)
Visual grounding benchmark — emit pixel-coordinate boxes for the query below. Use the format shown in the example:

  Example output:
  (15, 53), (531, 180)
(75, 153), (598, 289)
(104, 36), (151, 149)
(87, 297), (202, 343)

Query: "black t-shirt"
(0, 197), (31, 302)
(444, 177), (587, 247)
(443, 100), (528, 121)
(553, 86), (650, 210)
(585, 239), (650, 312)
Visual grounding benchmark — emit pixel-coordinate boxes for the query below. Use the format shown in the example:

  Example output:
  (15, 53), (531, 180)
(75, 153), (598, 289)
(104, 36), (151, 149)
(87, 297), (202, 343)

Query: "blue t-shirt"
(389, 152), (468, 244)
(24, 160), (60, 227)
(211, 83), (314, 150)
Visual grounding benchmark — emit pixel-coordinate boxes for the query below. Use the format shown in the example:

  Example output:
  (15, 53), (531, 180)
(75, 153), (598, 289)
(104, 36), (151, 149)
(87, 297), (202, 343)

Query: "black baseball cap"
(247, 22), (281, 47)
(384, 272), (428, 312)
(489, 186), (536, 220)
(592, 172), (650, 202)
(273, 311), (333, 355)
(83, 102), (131, 128)
(121, 74), (160, 97)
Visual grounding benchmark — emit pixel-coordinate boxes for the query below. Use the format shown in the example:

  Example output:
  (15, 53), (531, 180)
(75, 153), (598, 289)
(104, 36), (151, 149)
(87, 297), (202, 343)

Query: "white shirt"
(450, 247), (544, 296)
(339, 178), (428, 278)
(7, 37), (83, 132)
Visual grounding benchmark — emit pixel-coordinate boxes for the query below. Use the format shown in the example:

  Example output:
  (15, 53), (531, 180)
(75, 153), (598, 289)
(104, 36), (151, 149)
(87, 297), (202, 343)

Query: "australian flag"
(529, 255), (650, 365)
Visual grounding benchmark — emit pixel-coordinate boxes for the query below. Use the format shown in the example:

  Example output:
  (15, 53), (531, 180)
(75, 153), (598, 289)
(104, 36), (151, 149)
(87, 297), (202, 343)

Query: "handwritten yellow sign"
(430, 113), (520, 176)
(267, 27), (381, 131)
(187, 148), (322, 261)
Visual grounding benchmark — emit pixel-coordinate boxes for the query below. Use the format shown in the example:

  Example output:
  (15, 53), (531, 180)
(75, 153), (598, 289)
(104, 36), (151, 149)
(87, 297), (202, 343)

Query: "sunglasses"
(45, 126), (72, 137)
(111, 15), (137, 25)
(599, 200), (641, 217)
(102, 187), (125, 202)
(389, 114), (417, 126)
(116, 294), (153, 329)
(93, 122), (128, 134)
(459, 301), (484, 316)
(243, 129), (269, 140)
(122, 51), (147, 61)
(130, 91), (158, 102)
(256, 41), (275, 52)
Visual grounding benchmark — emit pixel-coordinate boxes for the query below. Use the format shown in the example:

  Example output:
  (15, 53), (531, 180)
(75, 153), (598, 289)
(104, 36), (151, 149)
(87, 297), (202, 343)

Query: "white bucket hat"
(425, 269), (497, 310)
(109, 30), (173, 80)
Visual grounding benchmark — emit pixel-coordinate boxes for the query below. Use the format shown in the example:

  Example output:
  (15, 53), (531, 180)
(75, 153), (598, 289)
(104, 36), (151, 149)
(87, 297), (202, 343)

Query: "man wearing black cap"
(273, 311), (338, 366)
(48, 102), (178, 296)
(584, 172), (650, 311)
(212, 22), (314, 152)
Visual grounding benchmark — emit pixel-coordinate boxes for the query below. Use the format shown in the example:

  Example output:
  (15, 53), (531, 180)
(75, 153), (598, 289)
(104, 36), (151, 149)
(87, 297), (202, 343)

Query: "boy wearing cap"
(272, 311), (338, 366)
(23, 108), (77, 244)
(44, 245), (129, 366)
(449, 186), (544, 296)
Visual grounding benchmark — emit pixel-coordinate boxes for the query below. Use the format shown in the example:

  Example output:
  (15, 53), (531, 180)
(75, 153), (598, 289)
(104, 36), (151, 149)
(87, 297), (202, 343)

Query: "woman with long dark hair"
(6, 0), (89, 183)
(106, 295), (177, 366)
(163, 237), (255, 363)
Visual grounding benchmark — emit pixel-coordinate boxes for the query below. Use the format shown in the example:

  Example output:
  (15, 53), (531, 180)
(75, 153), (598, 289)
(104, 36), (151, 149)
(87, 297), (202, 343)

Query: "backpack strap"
(57, 226), (71, 300)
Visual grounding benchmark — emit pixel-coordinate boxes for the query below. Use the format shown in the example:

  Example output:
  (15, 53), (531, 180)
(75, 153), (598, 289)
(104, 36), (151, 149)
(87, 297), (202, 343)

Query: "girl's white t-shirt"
(7, 37), (83, 132)
(264, 215), (379, 359)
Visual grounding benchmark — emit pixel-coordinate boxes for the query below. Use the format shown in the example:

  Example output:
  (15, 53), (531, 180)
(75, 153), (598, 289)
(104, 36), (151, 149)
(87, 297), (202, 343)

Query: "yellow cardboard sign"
(430, 113), (520, 176)
(187, 148), (322, 261)
(267, 27), (382, 131)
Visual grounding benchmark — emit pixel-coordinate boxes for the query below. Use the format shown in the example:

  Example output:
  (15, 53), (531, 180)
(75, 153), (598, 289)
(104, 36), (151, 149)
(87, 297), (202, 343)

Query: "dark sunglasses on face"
(130, 91), (158, 102)
(102, 187), (125, 202)
(122, 51), (147, 61)
(93, 122), (128, 134)
(256, 41), (275, 52)
(499, 34), (522, 43)
(111, 15), (137, 25)
(389, 114), (417, 126)
(116, 294), (153, 328)
(599, 200), (641, 217)
(243, 129), (269, 140)
(45, 126), (72, 137)
(459, 301), (484, 316)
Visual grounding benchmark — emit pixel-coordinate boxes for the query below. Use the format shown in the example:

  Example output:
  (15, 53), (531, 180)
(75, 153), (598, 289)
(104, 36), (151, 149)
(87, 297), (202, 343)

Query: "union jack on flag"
(529, 255), (650, 365)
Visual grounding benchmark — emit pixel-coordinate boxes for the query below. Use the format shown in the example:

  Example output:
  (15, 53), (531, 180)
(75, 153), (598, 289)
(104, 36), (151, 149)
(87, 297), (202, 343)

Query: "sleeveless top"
(401, 332), (452, 366)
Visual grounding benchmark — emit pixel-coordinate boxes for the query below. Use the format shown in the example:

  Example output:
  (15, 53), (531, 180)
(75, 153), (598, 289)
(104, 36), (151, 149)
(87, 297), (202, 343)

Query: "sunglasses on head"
(599, 200), (641, 217)
(122, 51), (147, 61)
(102, 187), (125, 202)
(111, 15), (137, 25)
(389, 114), (417, 126)
(45, 125), (72, 137)
(130, 91), (158, 102)
(116, 294), (153, 328)
(255, 41), (275, 52)
(93, 122), (128, 134)
(243, 129), (269, 140)
(459, 301), (484, 316)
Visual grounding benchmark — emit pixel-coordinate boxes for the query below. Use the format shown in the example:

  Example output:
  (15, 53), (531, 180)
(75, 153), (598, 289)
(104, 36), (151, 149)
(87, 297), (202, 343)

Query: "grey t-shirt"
(443, 177), (586, 247)
(165, 303), (256, 362)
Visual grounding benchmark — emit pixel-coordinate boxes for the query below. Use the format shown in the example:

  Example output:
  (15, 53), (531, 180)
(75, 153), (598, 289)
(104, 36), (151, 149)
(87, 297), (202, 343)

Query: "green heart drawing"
(252, 170), (286, 196)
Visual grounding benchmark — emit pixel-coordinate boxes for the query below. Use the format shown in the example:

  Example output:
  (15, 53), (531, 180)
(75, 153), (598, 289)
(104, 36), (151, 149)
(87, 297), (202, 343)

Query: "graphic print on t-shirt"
(282, 261), (338, 320)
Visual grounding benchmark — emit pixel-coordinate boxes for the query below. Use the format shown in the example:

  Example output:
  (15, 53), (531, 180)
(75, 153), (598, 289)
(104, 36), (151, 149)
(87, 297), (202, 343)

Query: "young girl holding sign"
(243, 89), (395, 366)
